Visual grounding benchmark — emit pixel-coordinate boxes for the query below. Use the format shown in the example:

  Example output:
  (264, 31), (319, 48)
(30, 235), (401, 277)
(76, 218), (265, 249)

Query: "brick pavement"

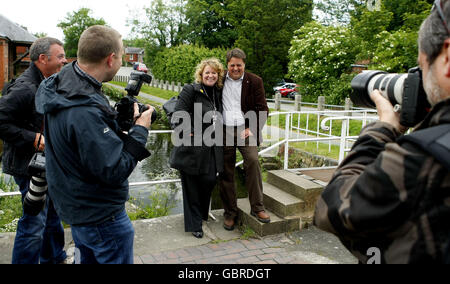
(134, 235), (312, 264)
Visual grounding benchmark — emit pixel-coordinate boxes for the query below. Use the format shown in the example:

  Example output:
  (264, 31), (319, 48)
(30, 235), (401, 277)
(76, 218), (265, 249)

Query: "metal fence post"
(338, 118), (348, 163)
(284, 113), (290, 170)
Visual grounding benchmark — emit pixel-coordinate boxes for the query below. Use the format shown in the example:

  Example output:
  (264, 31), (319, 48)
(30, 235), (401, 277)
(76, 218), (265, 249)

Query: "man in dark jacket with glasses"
(0, 37), (68, 264)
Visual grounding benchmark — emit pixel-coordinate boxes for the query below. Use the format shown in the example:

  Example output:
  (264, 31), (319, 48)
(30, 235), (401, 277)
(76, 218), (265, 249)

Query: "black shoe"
(192, 231), (204, 238)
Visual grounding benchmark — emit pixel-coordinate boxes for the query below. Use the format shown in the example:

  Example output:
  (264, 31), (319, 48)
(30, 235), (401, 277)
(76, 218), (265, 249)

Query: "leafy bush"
(102, 84), (126, 102)
(151, 45), (227, 84)
(0, 173), (21, 233)
(128, 188), (177, 220)
(370, 29), (419, 73)
(288, 22), (358, 104)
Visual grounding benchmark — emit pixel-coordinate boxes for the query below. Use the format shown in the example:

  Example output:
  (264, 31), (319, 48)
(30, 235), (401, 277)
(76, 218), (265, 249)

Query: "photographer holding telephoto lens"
(314, 0), (450, 264)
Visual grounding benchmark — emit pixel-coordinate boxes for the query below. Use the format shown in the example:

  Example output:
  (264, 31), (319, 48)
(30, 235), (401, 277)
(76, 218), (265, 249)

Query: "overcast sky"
(1, 0), (151, 41)
(2, 0), (333, 42)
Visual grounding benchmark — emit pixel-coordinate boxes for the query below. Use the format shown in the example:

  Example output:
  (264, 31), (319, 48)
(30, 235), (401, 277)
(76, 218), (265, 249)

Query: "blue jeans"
(71, 209), (134, 264)
(12, 176), (67, 264)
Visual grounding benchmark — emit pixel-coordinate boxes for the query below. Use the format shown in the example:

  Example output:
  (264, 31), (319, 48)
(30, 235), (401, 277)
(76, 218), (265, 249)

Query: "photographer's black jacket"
(0, 62), (44, 177)
(35, 62), (149, 226)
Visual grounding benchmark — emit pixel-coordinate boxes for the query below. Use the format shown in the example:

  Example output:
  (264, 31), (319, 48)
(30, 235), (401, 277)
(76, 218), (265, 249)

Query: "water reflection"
(128, 132), (183, 214)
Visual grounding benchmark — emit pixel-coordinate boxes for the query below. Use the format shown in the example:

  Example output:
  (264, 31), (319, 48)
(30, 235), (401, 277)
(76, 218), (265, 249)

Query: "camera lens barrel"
(350, 68), (430, 127)
(23, 176), (48, 216)
(351, 71), (407, 108)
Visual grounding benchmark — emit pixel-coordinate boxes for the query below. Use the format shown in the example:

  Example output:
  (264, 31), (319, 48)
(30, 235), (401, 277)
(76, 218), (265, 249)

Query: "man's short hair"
(226, 48), (246, 63)
(419, 0), (450, 65)
(30, 37), (63, 62)
(77, 25), (122, 64)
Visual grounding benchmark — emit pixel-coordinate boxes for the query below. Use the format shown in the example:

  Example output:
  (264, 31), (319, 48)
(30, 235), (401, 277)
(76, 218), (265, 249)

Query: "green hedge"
(151, 45), (227, 85)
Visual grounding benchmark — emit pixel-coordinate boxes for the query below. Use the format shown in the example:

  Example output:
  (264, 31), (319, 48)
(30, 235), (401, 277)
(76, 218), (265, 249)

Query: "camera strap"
(398, 124), (450, 171)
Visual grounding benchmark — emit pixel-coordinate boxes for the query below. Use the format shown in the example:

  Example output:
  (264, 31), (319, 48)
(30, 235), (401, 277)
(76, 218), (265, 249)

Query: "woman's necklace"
(202, 85), (217, 130)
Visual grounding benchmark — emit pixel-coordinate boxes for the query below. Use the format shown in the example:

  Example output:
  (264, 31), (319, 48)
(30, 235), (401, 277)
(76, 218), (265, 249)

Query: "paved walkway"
(0, 210), (357, 264)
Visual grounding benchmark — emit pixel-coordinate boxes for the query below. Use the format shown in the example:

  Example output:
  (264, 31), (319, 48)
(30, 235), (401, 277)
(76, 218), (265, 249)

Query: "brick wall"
(125, 54), (138, 63)
(0, 38), (8, 92)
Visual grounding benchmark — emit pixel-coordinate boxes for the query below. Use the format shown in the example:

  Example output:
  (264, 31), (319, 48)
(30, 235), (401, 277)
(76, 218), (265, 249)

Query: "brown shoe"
(223, 218), (235, 231)
(251, 211), (271, 223)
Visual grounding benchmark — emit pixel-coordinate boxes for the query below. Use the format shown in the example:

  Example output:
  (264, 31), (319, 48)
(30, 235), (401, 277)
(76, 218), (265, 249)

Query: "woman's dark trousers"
(180, 164), (217, 232)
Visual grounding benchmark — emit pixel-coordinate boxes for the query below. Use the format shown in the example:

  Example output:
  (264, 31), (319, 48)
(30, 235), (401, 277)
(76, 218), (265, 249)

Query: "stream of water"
(128, 132), (183, 215)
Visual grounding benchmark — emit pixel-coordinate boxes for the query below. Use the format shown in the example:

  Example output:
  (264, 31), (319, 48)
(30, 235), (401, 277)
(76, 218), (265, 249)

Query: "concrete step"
(262, 182), (305, 218)
(267, 170), (324, 211)
(237, 198), (300, 237)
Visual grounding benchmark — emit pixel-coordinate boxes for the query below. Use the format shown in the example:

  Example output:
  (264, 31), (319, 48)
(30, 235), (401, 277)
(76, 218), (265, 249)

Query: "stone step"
(237, 198), (300, 237)
(267, 170), (324, 211)
(262, 182), (305, 218)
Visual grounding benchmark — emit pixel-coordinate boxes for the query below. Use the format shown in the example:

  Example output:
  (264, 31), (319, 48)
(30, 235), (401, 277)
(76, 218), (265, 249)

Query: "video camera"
(351, 67), (431, 127)
(115, 71), (158, 131)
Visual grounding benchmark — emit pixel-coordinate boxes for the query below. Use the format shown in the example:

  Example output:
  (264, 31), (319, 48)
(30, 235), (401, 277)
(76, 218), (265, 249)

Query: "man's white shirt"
(222, 73), (245, 127)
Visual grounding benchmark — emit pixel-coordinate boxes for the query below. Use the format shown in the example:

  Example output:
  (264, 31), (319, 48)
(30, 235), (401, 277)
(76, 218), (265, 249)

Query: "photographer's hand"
(370, 90), (408, 133)
(34, 133), (45, 151)
(134, 103), (154, 129)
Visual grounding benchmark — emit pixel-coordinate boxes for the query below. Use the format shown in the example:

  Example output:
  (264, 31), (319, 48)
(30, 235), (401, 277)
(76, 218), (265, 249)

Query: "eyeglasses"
(432, 0), (450, 36)
(46, 54), (66, 60)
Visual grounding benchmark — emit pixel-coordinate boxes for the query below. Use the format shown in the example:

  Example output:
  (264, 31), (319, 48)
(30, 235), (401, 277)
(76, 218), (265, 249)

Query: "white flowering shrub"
(288, 22), (359, 104)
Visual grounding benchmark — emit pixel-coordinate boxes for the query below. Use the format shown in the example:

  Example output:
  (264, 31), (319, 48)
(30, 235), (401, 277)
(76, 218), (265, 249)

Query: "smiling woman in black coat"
(169, 58), (225, 238)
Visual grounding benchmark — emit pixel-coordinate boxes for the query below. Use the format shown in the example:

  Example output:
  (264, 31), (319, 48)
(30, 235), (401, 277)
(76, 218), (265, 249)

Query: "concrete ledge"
(263, 182), (305, 217)
(267, 170), (323, 210)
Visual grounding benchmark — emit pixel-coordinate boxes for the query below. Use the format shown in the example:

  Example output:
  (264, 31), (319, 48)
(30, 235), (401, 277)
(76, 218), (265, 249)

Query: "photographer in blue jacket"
(35, 25), (154, 264)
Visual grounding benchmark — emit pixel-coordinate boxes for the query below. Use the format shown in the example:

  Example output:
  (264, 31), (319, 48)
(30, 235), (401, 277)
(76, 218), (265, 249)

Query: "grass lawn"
(267, 109), (365, 137)
(110, 81), (178, 100)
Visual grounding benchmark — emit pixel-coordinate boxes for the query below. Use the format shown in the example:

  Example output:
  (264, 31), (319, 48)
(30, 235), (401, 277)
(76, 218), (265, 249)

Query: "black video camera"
(115, 71), (158, 131)
(351, 67), (431, 127)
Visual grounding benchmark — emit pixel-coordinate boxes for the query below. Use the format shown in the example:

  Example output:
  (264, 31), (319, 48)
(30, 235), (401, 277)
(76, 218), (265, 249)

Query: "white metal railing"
(266, 98), (368, 111)
(0, 109), (378, 198)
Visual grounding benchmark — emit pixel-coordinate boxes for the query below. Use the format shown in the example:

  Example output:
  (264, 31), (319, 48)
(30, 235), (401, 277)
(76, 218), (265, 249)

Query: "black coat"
(169, 83), (224, 176)
(0, 63), (44, 177)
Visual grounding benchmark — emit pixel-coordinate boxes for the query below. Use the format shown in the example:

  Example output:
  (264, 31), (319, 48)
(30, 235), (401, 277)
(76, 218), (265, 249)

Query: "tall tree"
(130, 0), (188, 48)
(383, 0), (434, 31)
(314, 0), (365, 26)
(184, 0), (238, 48)
(227, 0), (313, 92)
(57, 8), (107, 57)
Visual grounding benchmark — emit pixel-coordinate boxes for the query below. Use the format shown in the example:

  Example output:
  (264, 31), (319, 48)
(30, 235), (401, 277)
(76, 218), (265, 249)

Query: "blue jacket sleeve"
(69, 107), (148, 186)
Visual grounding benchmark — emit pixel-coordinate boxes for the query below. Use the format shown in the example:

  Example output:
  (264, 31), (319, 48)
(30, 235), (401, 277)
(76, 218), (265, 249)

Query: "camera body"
(115, 71), (157, 131)
(24, 152), (48, 216)
(351, 67), (431, 127)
